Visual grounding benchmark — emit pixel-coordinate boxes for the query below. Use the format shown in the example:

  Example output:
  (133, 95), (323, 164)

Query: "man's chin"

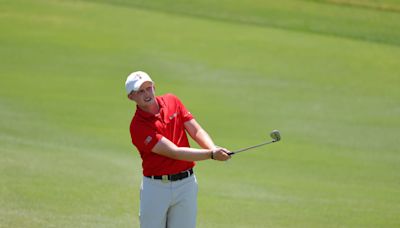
(141, 98), (155, 106)
(145, 98), (154, 103)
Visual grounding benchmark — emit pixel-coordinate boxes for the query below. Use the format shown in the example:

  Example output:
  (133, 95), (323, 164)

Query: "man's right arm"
(152, 137), (230, 161)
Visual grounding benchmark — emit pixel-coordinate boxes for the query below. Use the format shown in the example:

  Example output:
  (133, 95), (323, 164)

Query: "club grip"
(227, 152), (235, 156)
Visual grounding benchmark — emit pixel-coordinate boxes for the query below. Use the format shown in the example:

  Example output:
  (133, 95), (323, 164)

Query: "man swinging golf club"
(125, 71), (231, 228)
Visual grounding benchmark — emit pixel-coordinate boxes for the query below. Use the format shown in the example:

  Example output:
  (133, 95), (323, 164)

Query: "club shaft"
(228, 140), (276, 155)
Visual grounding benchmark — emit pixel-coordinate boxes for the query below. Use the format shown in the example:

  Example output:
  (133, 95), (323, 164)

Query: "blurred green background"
(1, 0), (399, 227)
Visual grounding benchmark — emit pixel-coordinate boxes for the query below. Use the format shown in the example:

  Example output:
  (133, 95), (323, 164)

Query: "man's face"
(127, 81), (156, 107)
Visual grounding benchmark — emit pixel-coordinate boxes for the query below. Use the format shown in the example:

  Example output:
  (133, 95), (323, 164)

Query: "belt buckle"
(161, 175), (169, 183)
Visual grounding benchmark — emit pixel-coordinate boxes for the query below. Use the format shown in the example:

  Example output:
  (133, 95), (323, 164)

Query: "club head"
(270, 130), (281, 142)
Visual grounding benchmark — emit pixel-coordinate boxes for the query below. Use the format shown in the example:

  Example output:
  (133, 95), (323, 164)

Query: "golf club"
(227, 130), (281, 155)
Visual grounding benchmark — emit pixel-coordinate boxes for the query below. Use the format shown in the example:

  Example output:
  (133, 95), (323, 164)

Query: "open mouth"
(144, 97), (152, 102)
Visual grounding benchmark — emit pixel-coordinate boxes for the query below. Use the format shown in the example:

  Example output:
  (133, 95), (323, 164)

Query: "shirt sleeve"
(130, 122), (163, 153)
(174, 95), (194, 122)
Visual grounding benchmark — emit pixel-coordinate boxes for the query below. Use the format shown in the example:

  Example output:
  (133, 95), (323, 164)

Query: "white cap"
(125, 71), (153, 94)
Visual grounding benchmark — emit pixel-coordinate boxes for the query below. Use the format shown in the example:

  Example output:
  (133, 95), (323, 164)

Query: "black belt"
(146, 169), (194, 182)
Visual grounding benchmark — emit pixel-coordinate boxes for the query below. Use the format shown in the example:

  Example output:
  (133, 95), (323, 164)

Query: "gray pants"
(140, 174), (198, 228)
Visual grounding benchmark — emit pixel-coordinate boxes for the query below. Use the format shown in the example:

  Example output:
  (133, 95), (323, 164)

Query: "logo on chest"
(169, 112), (178, 120)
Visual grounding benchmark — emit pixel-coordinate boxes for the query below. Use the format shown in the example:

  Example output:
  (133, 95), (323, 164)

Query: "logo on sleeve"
(144, 136), (152, 145)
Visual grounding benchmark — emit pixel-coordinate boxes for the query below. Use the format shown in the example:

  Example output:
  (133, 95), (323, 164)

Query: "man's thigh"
(167, 175), (198, 228)
(140, 178), (171, 228)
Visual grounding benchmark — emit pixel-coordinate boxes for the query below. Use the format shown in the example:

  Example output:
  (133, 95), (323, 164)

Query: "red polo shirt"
(130, 93), (195, 176)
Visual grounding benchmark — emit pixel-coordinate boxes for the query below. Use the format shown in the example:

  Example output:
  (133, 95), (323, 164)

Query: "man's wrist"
(210, 150), (214, 160)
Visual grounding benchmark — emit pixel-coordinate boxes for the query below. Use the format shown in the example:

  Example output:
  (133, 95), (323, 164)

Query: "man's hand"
(211, 147), (231, 161)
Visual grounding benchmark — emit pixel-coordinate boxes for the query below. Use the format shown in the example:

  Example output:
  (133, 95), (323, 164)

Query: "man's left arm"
(184, 119), (217, 150)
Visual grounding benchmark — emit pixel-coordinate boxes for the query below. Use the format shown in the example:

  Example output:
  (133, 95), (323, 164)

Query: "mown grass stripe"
(318, 0), (400, 13)
(81, 0), (400, 46)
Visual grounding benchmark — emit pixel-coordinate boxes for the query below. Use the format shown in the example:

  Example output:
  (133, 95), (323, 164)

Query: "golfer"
(125, 71), (231, 228)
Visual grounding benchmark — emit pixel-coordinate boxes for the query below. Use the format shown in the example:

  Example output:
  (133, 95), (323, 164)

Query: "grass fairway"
(1, 0), (399, 227)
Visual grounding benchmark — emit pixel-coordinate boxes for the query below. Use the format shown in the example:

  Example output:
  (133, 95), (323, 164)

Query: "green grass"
(82, 0), (400, 46)
(1, 0), (399, 227)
